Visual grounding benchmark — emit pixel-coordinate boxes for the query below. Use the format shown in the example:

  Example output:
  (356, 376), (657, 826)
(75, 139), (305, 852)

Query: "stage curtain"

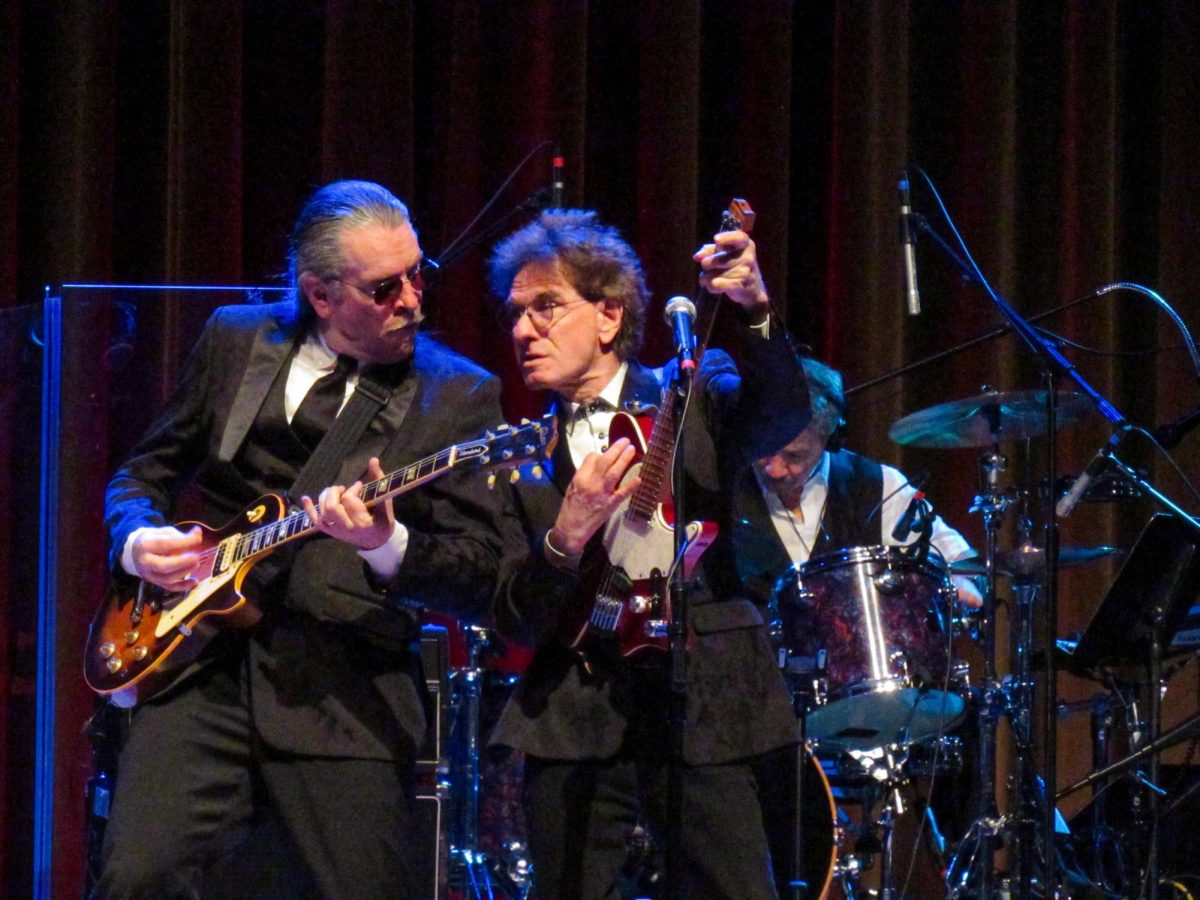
(3, 2), (1199, 895)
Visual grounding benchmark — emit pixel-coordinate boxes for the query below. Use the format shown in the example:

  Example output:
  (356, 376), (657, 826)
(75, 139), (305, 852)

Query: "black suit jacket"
(104, 302), (507, 761)
(491, 325), (811, 765)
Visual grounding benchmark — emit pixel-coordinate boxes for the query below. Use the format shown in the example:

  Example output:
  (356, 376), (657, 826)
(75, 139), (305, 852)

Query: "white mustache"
(388, 308), (425, 331)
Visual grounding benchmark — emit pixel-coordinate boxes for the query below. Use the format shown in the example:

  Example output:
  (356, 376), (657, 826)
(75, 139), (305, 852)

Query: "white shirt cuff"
(357, 521), (410, 579)
(121, 527), (153, 576)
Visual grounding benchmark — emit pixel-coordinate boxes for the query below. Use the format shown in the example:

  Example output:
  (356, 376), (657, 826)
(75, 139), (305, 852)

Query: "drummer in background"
(735, 354), (982, 608)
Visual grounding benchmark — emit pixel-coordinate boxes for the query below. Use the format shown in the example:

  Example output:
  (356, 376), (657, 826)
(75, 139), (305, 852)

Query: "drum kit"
(420, 386), (1200, 899)
(767, 386), (1200, 899)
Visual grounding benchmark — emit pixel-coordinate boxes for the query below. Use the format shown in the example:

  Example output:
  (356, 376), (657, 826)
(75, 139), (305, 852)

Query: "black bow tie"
(575, 398), (614, 421)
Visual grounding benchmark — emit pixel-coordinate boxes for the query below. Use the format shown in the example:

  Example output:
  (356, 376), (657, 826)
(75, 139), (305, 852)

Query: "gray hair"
(801, 355), (846, 443)
(488, 208), (647, 360)
(287, 180), (413, 323)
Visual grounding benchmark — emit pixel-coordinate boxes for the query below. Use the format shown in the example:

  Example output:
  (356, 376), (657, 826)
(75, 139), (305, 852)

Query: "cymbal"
(950, 544), (1121, 580)
(889, 389), (1094, 448)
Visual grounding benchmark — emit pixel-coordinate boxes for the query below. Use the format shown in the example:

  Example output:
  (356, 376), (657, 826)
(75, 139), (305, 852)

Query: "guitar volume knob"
(99, 642), (116, 659)
(106, 657), (122, 674)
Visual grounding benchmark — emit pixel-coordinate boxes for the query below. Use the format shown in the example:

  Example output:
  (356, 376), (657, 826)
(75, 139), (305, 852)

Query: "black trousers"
(93, 652), (420, 900)
(522, 743), (783, 900)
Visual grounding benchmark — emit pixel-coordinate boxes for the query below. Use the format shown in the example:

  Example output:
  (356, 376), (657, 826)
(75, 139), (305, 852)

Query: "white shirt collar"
(565, 361), (628, 419)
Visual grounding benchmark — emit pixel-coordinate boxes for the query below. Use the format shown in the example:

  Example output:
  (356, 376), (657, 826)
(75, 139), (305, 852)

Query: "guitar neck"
(222, 446), (467, 566)
(626, 402), (677, 521)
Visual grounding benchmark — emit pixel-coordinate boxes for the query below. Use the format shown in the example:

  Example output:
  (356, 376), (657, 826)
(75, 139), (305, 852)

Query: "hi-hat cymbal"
(889, 389), (1094, 448)
(950, 544), (1121, 580)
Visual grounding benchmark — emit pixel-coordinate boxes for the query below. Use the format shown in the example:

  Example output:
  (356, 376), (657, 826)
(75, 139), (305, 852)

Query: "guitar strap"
(288, 368), (415, 507)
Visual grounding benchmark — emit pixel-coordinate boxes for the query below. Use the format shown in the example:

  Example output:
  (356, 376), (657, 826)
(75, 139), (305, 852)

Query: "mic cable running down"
(1056, 429), (1127, 518)
(899, 172), (921, 316)
(664, 296), (698, 372)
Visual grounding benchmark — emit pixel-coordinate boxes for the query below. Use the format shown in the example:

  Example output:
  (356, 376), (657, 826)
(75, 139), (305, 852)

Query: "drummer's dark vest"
(811, 450), (885, 556)
(733, 448), (884, 605)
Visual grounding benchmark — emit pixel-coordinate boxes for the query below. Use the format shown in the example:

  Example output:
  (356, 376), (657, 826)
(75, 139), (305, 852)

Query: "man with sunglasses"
(487, 209), (812, 898)
(97, 180), (507, 898)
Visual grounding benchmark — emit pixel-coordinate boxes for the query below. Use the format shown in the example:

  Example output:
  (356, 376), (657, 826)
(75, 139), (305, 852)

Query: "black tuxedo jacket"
(491, 325), (811, 765)
(104, 301), (507, 761)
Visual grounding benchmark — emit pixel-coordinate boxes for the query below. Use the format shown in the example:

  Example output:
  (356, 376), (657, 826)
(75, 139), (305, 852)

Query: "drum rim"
(796, 543), (949, 578)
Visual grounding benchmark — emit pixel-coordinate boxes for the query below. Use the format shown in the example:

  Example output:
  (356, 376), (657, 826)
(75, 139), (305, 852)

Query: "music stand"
(1062, 513), (1200, 674)
(1058, 512), (1200, 893)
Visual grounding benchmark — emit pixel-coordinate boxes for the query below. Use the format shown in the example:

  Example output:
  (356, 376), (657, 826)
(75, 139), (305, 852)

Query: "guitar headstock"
(456, 413), (558, 482)
(720, 198), (755, 236)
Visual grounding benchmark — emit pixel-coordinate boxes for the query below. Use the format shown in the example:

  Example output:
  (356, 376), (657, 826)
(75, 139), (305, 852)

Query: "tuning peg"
(495, 423), (510, 431)
(509, 469), (521, 484)
(487, 473), (497, 490)
(530, 464), (545, 480)
(520, 417), (530, 424)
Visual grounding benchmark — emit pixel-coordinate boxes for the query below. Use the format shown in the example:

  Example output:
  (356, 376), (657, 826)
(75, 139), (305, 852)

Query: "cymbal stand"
(448, 626), (534, 900)
(947, 444), (1013, 898)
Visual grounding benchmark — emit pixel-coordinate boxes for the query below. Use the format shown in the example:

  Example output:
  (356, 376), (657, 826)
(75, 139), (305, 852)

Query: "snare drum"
(774, 545), (964, 752)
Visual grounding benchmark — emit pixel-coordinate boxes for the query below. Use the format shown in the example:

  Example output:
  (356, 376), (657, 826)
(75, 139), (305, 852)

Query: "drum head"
(805, 686), (965, 754)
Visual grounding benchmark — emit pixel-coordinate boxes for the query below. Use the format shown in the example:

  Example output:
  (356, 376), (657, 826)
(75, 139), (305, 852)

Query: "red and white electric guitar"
(566, 200), (755, 659)
(85, 415), (555, 708)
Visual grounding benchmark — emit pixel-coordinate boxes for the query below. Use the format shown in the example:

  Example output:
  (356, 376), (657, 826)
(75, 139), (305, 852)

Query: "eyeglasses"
(502, 297), (594, 333)
(331, 260), (427, 305)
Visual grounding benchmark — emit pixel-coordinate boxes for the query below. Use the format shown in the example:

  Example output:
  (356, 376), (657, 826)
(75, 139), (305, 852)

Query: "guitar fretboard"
(211, 444), (468, 572)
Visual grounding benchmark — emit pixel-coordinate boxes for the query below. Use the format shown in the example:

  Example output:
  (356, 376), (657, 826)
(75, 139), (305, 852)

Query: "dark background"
(4, 3), (1200, 896)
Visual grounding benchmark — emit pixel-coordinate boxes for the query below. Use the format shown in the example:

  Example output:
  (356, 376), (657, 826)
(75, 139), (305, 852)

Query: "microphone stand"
(893, 204), (1127, 897)
(425, 189), (550, 272)
(665, 360), (694, 900)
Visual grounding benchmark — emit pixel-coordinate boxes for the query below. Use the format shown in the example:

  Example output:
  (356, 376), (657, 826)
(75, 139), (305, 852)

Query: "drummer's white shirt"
(754, 451), (974, 567)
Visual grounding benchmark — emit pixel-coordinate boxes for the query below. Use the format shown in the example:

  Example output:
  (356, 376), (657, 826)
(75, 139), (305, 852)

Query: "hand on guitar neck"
(300, 456), (396, 553)
(692, 225), (770, 324)
(547, 438), (641, 563)
(129, 455), (399, 592)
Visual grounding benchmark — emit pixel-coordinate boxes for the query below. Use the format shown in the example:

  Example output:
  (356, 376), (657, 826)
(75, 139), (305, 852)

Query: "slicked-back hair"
(488, 209), (648, 360)
(287, 180), (413, 325)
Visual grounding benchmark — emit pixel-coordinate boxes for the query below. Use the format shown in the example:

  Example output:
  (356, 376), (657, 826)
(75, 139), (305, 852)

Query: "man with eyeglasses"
(486, 209), (812, 898)
(97, 180), (507, 898)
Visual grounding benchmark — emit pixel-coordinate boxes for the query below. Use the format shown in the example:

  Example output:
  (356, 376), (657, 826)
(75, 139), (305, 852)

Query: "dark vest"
(810, 449), (885, 555)
(733, 449), (884, 605)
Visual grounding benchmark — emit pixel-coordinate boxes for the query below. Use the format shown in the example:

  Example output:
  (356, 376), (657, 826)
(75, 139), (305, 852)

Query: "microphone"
(891, 490), (928, 542)
(551, 148), (565, 207)
(1056, 431), (1125, 518)
(664, 296), (698, 372)
(899, 173), (921, 316)
(1153, 400), (1200, 449)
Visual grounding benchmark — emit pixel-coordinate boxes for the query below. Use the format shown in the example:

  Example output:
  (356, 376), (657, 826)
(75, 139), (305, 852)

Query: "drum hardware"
(443, 624), (533, 900)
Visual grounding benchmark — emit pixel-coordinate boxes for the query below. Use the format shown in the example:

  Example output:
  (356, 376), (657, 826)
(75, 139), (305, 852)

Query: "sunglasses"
(331, 260), (429, 305)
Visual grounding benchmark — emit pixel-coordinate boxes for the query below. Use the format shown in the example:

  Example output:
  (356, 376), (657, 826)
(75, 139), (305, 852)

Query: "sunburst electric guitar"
(85, 415), (555, 708)
(566, 200), (756, 658)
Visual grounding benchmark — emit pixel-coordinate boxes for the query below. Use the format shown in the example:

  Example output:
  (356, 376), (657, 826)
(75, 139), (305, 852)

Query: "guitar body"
(84, 494), (286, 708)
(83, 416), (556, 708)
(569, 412), (718, 658)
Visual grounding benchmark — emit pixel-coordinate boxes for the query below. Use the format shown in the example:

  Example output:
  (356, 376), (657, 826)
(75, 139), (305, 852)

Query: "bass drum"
(760, 745), (840, 900)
